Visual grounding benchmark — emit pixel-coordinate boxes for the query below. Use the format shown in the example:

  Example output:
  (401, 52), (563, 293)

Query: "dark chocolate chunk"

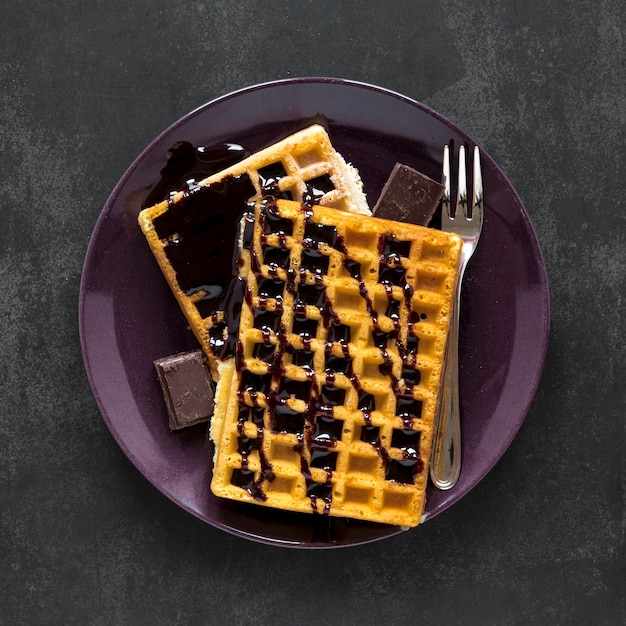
(372, 163), (444, 227)
(154, 350), (214, 430)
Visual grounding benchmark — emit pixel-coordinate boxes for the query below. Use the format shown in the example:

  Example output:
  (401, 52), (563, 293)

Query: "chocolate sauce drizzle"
(232, 197), (426, 510)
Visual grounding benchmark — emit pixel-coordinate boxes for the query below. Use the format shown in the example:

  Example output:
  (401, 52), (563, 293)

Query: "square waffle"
(210, 198), (462, 527)
(137, 125), (370, 379)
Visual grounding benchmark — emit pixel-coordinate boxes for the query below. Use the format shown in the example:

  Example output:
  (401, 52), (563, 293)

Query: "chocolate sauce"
(359, 425), (380, 445)
(238, 405), (265, 427)
(295, 284), (326, 309)
(401, 366), (420, 387)
(328, 322), (350, 344)
(319, 384), (346, 407)
(324, 355), (352, 376)
(380, 235), (412, 260)
(305, 174), (335, 202)
(234, 385), (275, 501)
(310, 415), (343, 445)
(154, 175), (254, 290)
(310, 448), (338, 470)
(292, 315), (318, 338)
(262, 245), (291, 270)
(289, 348), (315, 369)
(253, 309), (282, 333)
(357, 390), (376, 413)
(239, 371), (272, 395)
(276, 377), (312, 403)
(395, 396), (423, 427)
(304, 221), (338, 248)
(145, 140), (300, 369)
(384, 459), (420, 484)
(301, 249), (330, 274)
(258, 162), (288, 188)
(390, 428), (421, 454)
(272, 405), (306, 434)
(143, 141), (250, 208)
(152, 173), (256, 359)
(253, 343), (276, 362)
(257, 278), (285, 300)
(207, 277), (246, 359)
(262, 202), (294, 236)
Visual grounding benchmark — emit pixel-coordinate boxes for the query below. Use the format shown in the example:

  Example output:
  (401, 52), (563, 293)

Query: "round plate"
(79, 78), (550, 548)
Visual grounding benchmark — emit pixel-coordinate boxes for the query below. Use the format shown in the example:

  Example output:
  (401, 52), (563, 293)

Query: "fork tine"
(472, 146), (483, 217)
(442, 144), (451, 219)
(456, 144), (467, 219)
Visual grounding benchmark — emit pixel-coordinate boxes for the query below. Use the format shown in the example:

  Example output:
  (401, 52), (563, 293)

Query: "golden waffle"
(210, 198), (462, 527)
(137, 125), (370, 379)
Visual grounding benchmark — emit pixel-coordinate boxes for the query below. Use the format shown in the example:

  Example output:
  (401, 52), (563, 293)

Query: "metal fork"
(430, 144), (484, 490)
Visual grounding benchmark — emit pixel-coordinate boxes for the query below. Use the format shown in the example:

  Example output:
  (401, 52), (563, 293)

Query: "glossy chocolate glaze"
(142, 141), (249, 208)
(153, 174), (255, 301)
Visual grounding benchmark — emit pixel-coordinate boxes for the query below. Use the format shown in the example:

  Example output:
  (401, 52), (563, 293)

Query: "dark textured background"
(2, 1), (624, 624)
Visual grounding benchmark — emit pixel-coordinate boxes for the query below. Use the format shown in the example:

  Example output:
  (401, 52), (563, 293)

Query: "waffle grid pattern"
(211, 199), (462, 527)
(137, 125), (369, 378)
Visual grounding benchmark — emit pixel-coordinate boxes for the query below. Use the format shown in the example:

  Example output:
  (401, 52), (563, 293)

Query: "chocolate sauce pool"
(143, 141), (255, 358)
(142, 141), (250, 208)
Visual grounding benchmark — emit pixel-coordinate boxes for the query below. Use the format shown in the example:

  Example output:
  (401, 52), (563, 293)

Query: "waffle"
(210, 198), (462, 527)
(137, 125), (370, 379)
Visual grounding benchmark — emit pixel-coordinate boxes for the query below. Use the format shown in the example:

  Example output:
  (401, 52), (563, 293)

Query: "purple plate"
(79, 78), (550, 548)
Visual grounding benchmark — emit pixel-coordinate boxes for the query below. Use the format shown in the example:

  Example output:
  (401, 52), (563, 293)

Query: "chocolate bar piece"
(154, 350), (215, 430)
(372, 163), (444, 226)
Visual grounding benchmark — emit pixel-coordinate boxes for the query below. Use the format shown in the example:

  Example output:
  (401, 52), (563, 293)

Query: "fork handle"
(430, 290), (462, 490)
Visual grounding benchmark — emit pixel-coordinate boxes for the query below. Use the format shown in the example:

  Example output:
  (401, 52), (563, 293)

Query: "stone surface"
(1, 0), (625, 624)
